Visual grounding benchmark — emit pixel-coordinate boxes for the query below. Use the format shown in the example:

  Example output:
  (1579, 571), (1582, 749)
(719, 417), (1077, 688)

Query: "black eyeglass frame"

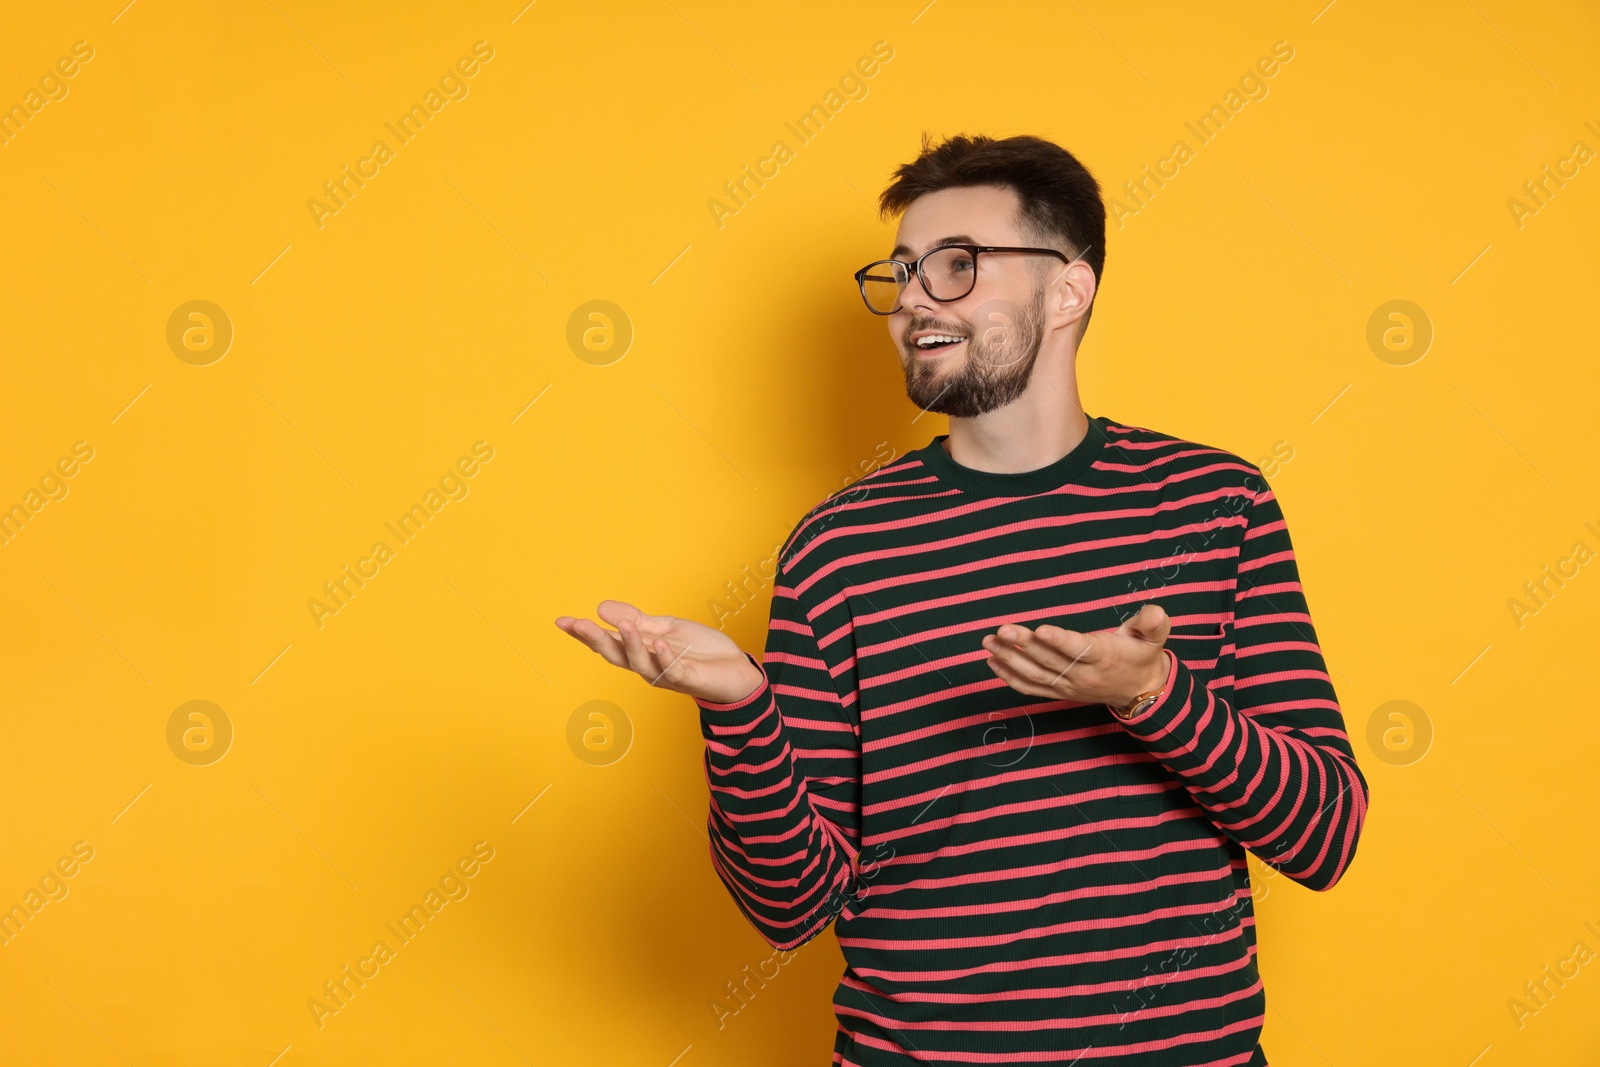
(852, 244), (1086, 316)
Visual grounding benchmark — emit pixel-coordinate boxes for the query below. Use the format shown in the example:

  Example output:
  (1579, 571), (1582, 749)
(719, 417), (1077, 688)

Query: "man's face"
(888, 184), (1052, 418)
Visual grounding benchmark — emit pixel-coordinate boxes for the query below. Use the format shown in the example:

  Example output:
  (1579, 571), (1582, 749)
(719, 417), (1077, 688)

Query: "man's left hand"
(982, 603), (1173, 709)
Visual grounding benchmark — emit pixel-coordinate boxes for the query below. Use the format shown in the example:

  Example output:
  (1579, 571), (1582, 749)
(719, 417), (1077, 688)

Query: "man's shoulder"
(776, 444), (929, 576)
(1097, 415), (1270, 493)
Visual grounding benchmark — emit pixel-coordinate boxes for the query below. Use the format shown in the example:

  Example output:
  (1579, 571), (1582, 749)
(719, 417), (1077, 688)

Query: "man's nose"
(899, 269), (939, 314)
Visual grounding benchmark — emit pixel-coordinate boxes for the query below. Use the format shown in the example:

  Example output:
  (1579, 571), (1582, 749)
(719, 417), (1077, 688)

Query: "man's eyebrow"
(890, 233), (977, 259)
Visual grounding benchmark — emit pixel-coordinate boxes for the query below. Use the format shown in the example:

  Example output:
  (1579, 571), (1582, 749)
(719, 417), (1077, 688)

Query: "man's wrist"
(732, 659), (766, 703)
(699, 654), (767, 709)
(1112, 649), (1171, 710)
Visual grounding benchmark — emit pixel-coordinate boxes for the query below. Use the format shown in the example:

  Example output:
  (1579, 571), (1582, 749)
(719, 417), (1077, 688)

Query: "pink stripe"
(838, 898), (1236, 951)
(843, 1013), (1262, 1062)
(849, 923), (1252, 983)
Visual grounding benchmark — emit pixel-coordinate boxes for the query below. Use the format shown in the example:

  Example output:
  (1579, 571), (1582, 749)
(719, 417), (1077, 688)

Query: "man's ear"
(1062, 258), (1095, 309)
(1056, 259), (1095, 336)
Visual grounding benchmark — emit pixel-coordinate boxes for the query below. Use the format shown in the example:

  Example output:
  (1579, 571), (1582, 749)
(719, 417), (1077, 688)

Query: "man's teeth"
(916, 335), (964, 347)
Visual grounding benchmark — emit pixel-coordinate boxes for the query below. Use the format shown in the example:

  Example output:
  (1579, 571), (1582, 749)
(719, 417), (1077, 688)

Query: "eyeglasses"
(852, 244), (1085, 315)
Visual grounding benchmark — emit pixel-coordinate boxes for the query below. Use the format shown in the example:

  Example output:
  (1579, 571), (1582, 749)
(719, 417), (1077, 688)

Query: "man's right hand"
(554, 599), (766, 706)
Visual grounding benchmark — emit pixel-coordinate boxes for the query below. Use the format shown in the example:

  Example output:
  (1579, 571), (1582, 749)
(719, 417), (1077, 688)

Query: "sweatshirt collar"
(913, 414), (1107, 497)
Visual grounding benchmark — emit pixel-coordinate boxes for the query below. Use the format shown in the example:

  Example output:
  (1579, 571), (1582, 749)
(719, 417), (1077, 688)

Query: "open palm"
(554, 599), (765, 705)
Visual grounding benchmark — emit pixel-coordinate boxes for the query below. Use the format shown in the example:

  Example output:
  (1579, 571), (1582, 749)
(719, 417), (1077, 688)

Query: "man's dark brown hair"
(878, 133), (1107, 339)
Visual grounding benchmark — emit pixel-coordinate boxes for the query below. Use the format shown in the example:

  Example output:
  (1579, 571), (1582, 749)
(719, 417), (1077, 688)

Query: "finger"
(982, 623), (1035, 660)
(596, 599), (651, 633)
(988, 652), (1101, 706)
(1011, 626), (1099, 688)
(983, 626), (1074, 690)
(646, 635), (672, 667)
(1044, 623), (1100, 655)
(561, 617), (630, 668)
(646, 634), (699, 690)
(983, 625), (1066, 688)
(593, 600), (664, 670)
(648, 631), (695, 667)
(1018, 625), (1092, 671)
(994, 637), (1079, 691)
(614, 613), (667, 682)
(605, 599), (677, 640)
(985, 653), (1052, 698)
(556, 615), (612, 640)
(1038, 630), (1119, 694)
(990, 622), (1027, 643)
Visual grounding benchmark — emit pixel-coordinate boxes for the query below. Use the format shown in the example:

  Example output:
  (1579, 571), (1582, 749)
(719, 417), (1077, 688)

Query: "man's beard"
(902, 285), (1047, 418)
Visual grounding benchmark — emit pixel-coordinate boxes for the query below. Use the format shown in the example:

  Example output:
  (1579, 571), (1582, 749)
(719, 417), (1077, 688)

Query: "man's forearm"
(697, 665), (858, 948)
(1112, 654), (1368, 891)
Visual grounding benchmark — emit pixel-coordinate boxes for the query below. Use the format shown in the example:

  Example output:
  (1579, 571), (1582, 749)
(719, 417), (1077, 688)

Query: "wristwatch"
(1108, 653), (1171, 720)
(1108, 689), (1162, 720)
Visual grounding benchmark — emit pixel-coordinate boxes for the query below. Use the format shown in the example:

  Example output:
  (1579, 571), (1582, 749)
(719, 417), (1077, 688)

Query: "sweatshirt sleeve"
(1115, 469), (1370, 891)
(694, 560), (863, 949)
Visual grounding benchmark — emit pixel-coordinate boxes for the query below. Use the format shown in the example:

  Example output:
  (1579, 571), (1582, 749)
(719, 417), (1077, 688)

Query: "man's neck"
(941, 372), (1089, 475)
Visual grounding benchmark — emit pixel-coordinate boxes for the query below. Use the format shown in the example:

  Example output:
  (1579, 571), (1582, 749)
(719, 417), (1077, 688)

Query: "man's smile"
(910, 329), (967, 357)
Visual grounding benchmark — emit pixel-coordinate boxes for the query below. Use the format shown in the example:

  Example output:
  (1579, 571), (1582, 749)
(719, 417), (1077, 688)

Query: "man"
(556, 133), (1369, 1066)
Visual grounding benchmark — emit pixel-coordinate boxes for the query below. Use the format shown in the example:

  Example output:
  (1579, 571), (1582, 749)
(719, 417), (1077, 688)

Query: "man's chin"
(906, 389), (969, 416)
(905, 371), (952, 412)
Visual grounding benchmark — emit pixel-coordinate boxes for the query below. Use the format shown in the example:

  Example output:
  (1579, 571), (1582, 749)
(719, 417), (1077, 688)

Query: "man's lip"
(912, 337), (966, 357)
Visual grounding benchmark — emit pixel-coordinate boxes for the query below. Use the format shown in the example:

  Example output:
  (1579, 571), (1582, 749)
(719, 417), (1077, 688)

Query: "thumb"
(596, 599), (651, 629)
(1115, 603), (1170, 644)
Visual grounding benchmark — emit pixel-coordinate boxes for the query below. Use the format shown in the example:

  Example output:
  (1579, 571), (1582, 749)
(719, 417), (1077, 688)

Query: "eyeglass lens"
(860, 246), (976, 313)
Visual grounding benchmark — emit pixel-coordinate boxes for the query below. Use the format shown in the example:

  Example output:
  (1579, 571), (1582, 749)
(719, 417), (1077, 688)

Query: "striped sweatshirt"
(695, 413), (1369, 1066)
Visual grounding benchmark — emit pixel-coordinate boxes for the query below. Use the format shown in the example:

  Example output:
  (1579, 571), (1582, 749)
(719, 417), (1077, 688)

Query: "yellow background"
(2, 1), (1597, 1063)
